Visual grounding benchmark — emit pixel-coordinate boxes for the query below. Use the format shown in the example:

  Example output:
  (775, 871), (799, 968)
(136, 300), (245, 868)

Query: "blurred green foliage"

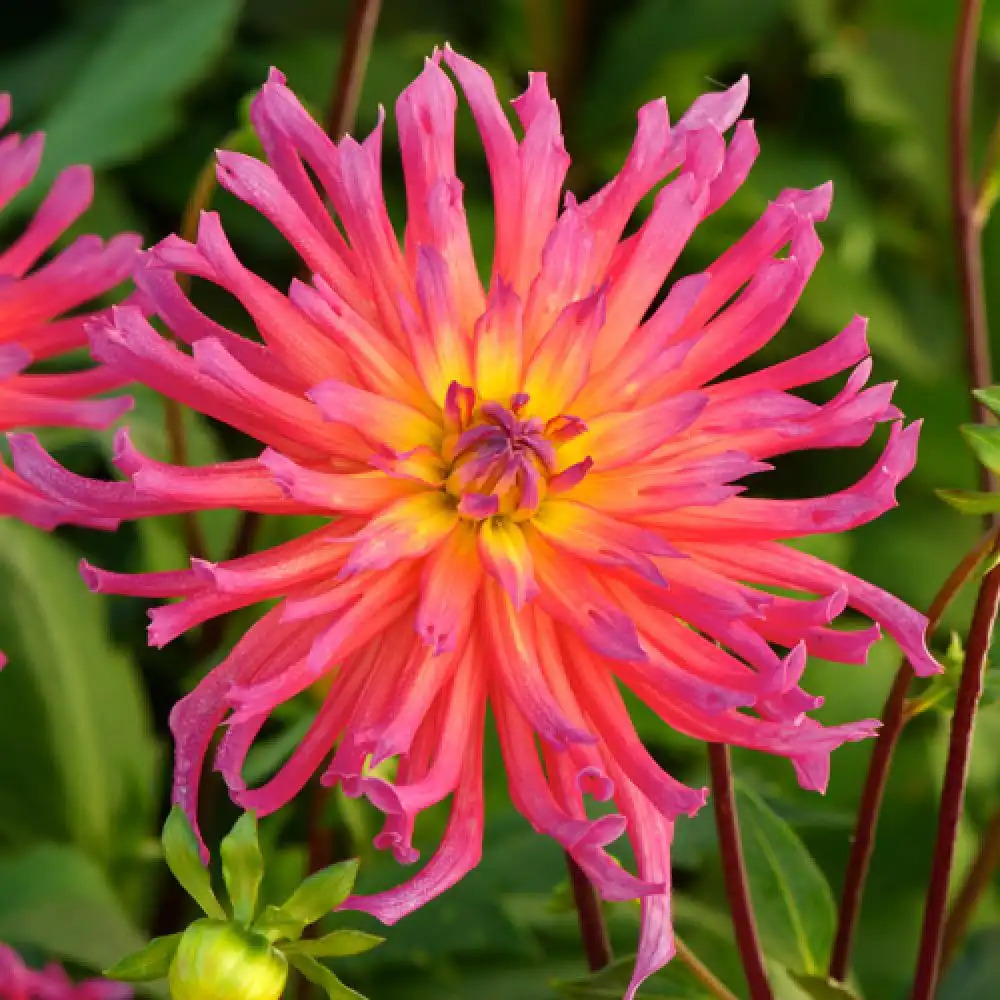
(3, 0), (1000, 997)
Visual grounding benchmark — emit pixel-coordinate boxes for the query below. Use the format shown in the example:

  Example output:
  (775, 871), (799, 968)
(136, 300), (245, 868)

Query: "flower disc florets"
(441, 385), (585, 520)
(8, 48), (941, 999)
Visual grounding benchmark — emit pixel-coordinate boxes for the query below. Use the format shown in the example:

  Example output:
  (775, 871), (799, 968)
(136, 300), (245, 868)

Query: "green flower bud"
(168, 919), (288, 1000)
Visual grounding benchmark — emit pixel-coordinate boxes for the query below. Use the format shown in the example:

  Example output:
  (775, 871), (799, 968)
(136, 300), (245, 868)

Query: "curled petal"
(344, 711), (486, 924)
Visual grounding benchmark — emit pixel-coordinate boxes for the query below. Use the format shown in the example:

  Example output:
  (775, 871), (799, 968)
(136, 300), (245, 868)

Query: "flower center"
(440, 384), (585, 521)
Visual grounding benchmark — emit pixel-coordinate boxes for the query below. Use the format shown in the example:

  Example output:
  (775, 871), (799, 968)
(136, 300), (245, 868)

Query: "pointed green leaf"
(0, 844), (146, 975)
(789, 973), (863, 998)
(961, 424), (1000, 473)
(736, 784), (836, 975)
(937, 489), (1000, 515)
(0, 519), (156, 856)
(105, 933), (182, 982)
(904, 633), (962, 718)
(29, 0), (244, 193)
(254, 904), (305, 943)
(285, 953), (367, 1000)
(284, 930), (384, 959)
(162, 806), (225, 920)
(220, 812), (263, 925)
(973, 387), (1000, 418)
(275, 860), (360, 938)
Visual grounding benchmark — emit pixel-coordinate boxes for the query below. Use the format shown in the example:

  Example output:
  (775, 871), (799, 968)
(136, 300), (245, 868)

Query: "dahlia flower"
(0, 945), (131, 1000)
(9, 50), (938, 995)
(0, 93), (139, 665)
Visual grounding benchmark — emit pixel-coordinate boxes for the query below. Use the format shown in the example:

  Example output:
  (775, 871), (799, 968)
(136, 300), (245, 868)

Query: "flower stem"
(565, 851), (613, 972)
(708, 744), (773, 1000)
(908, 0), (1000, 984)
(829, 525), (998, 981)
(828, 664), (912, 981)
(325, 0), (382, 141)
(941, 807), (1000, 965)
(911, 560), (1000, 1000)
(675, 934), (740, 1000)
(950, 0), (995, 490)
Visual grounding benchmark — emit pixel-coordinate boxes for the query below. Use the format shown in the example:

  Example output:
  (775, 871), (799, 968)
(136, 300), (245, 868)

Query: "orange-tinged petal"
(417, 520), (483, 653)
(532, 498), (679, 584)
(480, 579), (593, 748)
(343, 491), (459, 575)
(478, 515), (538, 609)
(308, 379), (442, 453)
(407, 244), (473, 402)
(260, 448), (426, 512)
(521, 286), (605, 416)
(557, 392), (706, 470)
(527, 532), (646, 662)
(473, 279), (523, 403)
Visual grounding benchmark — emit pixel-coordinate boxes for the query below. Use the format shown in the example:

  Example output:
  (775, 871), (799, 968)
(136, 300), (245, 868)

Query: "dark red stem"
(950, 0), (995, 485)
(942, 808), (1000, 964)
(829, 664), (914, 980)
(911, 561), (1000, 999)
(325, 0), (382, 141)
(708, 744), (773, 1000)
(829, 525), (998, 980)
(566, 852), (613, 972)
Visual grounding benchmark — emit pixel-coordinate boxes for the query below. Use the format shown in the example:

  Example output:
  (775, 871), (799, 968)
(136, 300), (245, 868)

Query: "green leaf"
(788, 973), (863, 999)
(285, 953), (367, 1000)
(554, 955), (712, 999)
(736, 784), (836, 975)
(973, 387), (1000, 418)
(162, 806), (226, 920)
(272, 860), (360, 939)
(30, 0), (244, 191)
(936, 489), (1000, 515)
(284, 930), (384, 959)
(904, 632), (963, 718)
(961, 424), (1000, 473)
(253, 904), (304, 943)
(0, 519), (156, 857)
(0, 845), (147, 976)
(220, 812), (264, 925)
(105, 933), (182, 982)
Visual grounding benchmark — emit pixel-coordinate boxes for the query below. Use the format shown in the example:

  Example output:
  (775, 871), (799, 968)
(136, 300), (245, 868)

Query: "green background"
(2, 0), (1000, 997)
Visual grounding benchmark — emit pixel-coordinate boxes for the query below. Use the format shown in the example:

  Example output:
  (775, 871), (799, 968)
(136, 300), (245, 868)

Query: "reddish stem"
(911, 561), (1000, 999)
(950, 0), (995, 487)
(708, 744), (773, 1000)
(829, 525), (998, 980)
(942, 807), (1000, 964)
(565, 851), (613, 972)
(325, 0), (382, 141)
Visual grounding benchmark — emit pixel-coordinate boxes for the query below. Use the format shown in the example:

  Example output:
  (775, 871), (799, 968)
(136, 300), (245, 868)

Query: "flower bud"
(168, 919), (288, 1000)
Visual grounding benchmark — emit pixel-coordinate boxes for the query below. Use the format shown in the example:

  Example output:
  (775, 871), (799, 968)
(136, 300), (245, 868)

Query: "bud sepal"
(107, 808), (381, 1000)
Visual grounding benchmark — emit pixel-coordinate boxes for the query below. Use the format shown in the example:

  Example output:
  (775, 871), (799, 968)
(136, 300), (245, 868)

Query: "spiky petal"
(11, 54), (938, 997)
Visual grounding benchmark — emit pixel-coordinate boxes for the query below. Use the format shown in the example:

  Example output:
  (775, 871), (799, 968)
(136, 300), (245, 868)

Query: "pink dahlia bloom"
(0, 93), (138, 533)
(0, 945), (131, 1000)
(9, 51), (939, 995)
